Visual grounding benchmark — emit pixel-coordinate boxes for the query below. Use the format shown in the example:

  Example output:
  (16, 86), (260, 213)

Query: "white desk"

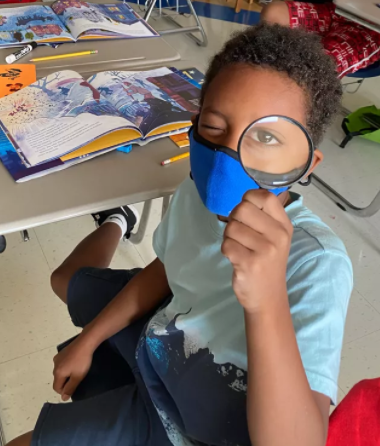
(0, 136), (190, 235)
(335, 0), (380, 32)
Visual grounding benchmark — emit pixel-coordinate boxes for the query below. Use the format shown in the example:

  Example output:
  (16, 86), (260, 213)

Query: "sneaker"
(92, 205), (140, 239)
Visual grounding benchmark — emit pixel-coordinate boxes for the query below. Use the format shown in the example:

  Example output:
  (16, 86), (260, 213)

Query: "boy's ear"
(306, 148), (323, 175)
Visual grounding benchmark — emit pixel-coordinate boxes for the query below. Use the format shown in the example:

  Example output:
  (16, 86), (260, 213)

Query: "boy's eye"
(201, 124), (222, 131)
(252, 130), (280, 145)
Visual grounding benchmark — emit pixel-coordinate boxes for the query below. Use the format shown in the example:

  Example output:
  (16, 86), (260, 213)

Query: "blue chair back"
(347, 60), (380, 78)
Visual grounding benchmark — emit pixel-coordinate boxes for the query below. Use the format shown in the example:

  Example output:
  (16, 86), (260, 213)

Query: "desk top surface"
(0, 61), (204, 235)
(334, 0), (380, 27)
(0, 1), (180, 78)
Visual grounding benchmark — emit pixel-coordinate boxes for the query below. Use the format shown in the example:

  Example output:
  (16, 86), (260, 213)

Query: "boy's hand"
(222, 189), (293, 314)
(53, 335), (94, 401)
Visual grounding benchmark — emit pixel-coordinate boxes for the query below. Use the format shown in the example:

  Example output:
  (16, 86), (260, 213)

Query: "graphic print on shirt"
(138, 305), (251, 446)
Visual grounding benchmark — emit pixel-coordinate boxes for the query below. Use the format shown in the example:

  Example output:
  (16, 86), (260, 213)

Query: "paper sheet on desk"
(0, 65), (36, 99)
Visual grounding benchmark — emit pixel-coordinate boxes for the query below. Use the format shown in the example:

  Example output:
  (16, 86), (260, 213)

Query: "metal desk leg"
(311, 174), (380, 218)
(144, 0), (208, 46)
(0, 415), (4, 446)
(162, 195), (170, 218)
(21, 230), (29, 242)
(128, 196), (171, 245)
(129, 199), (152, 245)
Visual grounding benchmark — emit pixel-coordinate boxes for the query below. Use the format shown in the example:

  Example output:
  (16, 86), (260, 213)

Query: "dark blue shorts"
(32, 267), (172, 446)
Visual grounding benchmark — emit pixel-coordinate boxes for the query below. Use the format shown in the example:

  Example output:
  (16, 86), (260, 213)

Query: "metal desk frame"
(129, 195), (170, 244)
(311, 174), (380, 218)
(142, 0), (208, 47)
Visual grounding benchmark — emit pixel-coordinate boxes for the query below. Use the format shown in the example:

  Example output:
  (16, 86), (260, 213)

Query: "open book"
(0, 0), (157, 47)
(0, 67), (200, 181)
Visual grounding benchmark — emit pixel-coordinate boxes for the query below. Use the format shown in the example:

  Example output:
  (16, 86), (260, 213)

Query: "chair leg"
(342, 78), (365, 94)
(0, 235), (6, 254)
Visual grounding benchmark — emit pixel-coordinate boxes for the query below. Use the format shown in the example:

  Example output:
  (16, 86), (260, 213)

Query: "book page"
(51, 1), (157, 40)
(0, 5), (73, 47)
(0, 70), (137, 166)
(88, 68), (200, 137)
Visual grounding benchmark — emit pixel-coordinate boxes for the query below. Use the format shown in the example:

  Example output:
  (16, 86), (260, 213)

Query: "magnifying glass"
(237, 116), (314, 188)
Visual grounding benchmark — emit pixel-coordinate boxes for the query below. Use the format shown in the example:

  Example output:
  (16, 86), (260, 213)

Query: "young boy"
(261, 0), (380, 77)
(7, 24), (352, 446)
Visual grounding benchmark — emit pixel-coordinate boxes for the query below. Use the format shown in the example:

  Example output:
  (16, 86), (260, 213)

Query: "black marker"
(6, 42), (37, 64)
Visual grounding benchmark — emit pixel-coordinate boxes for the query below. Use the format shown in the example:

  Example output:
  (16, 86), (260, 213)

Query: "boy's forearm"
(245, 293), (326, 446)
(79, 258), (170, 350)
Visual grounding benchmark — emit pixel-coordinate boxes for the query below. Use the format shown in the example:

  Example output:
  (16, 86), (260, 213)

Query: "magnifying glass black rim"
(237, 115), (315, 189)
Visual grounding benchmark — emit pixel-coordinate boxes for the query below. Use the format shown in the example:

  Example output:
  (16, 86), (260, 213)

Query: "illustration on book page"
(89, 67), (199, 136)
(0, 70), (130, 166)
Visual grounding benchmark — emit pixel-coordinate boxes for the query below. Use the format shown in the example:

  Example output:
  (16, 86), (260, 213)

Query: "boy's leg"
(261, 2), (334, 35)
(51, 206), (138, 303)
(7, 380), (171, 446)
(51, 223), (122, 303)
(260, 1), (290, 26)
(6, 432), (33, 446)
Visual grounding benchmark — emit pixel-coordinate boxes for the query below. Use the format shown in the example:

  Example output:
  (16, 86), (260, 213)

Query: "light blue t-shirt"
(136, 177), (353, 446)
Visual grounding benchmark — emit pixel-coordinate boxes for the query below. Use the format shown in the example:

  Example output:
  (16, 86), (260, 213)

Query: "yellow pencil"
(161, 152), (190, 166)
(30, 50), (98, 62)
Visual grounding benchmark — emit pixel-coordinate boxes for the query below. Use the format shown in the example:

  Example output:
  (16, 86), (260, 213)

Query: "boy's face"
(198, 64), (322, 174)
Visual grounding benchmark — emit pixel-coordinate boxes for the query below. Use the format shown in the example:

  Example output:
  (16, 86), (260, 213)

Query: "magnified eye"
(253, 130), (280, 145)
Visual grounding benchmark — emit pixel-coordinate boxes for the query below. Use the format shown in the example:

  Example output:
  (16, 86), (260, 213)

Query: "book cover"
(170, 67), (205, 89)
(170, 132), (189, 148)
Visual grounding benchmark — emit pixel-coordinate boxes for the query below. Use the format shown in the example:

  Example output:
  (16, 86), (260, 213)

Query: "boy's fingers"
(242, 190), (290, 226)
(52, 373), (67, 395)
(230, 199), (281, 235)
(224, 220), (267, 252)
(222, 236), (251, 265)
(61, 376), (81, 401)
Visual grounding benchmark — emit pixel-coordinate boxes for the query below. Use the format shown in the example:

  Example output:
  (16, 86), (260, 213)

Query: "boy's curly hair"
(201, 23), (342, 145)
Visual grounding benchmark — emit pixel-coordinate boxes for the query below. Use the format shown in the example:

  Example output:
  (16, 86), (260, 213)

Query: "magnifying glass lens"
(239, 116), (312, 188)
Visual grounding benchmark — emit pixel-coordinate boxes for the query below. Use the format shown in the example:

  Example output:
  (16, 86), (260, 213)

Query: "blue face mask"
(189, 127), (288, 217)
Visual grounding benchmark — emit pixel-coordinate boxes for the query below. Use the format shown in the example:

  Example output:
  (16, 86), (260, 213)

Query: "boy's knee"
(260, 2), (290, 26)
(51, 265), (74, 303)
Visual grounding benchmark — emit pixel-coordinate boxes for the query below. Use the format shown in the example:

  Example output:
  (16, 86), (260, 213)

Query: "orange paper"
(0, 65), (37, 99)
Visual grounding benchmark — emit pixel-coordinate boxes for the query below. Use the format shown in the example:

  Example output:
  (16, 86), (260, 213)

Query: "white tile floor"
(2, 10), (380, 442)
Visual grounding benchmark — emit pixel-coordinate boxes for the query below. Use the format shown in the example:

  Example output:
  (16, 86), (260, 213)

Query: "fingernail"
(62, 394), (69, 402)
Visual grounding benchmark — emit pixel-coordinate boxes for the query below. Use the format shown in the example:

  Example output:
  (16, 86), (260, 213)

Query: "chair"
(311, 60), (380, 218)
(343, 60), (380, 93)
